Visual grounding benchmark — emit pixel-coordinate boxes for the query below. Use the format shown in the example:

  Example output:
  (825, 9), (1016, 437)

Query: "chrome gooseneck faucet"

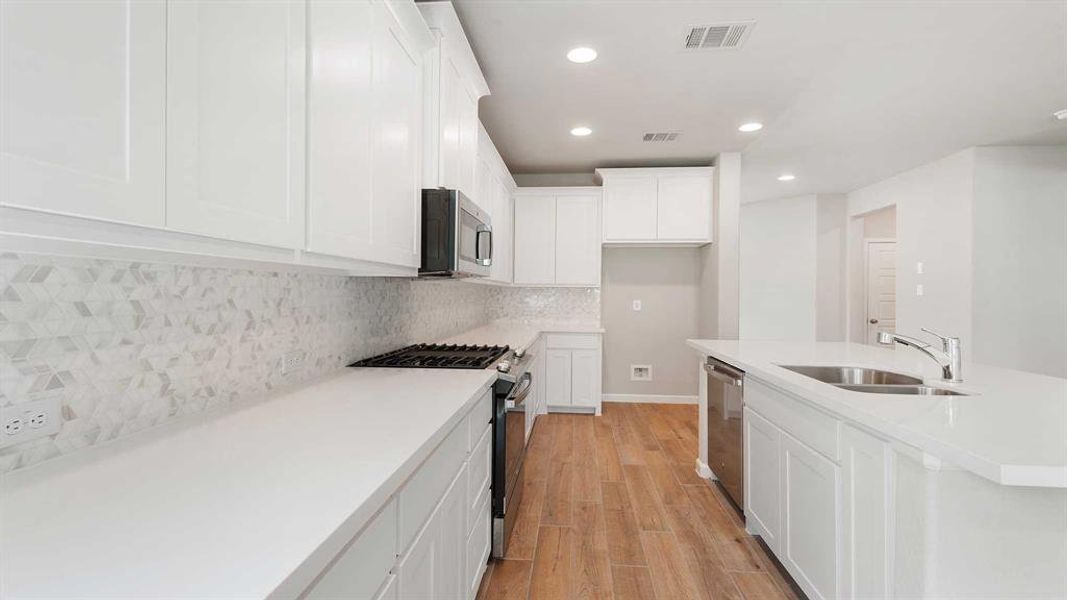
(878, 328), (962, 383)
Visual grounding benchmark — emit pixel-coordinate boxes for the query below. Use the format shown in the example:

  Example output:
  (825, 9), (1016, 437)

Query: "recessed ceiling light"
(738, 122), (763, 132)
(1055, 109), (1067, 120)
(777, 174), (796, 181)
(567, 47), (598, 63)
(570, 126), (592, 137)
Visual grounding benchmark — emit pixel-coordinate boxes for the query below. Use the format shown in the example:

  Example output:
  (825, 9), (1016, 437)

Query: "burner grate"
(349, 343), (510, 370)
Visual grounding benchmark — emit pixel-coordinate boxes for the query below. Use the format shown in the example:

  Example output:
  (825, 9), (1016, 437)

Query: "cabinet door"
(602, 176), (656, 241)
(166, 0), (305, 248)
(513, 195), (556, 284)
(397, 503), (439, 599)
(490, 178), (513, 283)
(545, 349), (572, 407)
(306, 0), (373, 259)
(841, 424), (891, 599)
(570, 349), (600, 409)
(438, 53), (463, 192)
(657, 174), (712, 241)
(743, 407), (781, 553)
(780, 433), (841, 600)
(555, 195), (601, 285)
(369, 3), (420, 266)
(437, 464), (467, 600)
(0, 0), (165, 225)
(457, 85), (479, 200)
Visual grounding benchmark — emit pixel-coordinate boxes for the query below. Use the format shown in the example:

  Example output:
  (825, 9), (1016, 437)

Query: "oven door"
(492, 372), (531, 557)
(457, 194), (492, 277)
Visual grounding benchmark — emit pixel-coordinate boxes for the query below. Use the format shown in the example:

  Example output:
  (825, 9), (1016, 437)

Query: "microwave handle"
(475, 224), (493, 266)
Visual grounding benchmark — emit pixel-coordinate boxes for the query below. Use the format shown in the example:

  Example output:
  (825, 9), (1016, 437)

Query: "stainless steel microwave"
(419, 188), (492, 278)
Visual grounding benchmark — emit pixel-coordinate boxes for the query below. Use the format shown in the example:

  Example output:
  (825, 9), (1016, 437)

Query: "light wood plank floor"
(476, 403), (801, 600)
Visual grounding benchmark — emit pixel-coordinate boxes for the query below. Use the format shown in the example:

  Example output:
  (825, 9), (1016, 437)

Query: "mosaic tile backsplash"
(0, 252), (494, 472)
(0, 253), (601, 473)
(488, 287), (601, 323)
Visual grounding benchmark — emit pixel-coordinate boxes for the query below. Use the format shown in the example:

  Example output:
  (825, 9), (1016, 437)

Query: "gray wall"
(601, 247), (701, 398)
(972, 146), (1067, 377)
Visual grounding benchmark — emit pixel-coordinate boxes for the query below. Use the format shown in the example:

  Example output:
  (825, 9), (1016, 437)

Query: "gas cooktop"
(349, 343), (510, 370)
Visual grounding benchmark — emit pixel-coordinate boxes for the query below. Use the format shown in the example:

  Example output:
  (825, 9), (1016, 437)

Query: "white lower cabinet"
(743, 380), (864, 600)
(543, 334), (602, 414)
(840, 424), (892, 599)
(780, 432), (841, 600)
(303, 388), (493, 599)
(743, 407), (781, 553)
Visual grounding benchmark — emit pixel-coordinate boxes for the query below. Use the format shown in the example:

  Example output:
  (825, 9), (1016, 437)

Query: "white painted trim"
(546, 405), (596, 414)
(512, 186), (603, 197)
(695, 458), (715, 480)
(601, 394), (698, 405)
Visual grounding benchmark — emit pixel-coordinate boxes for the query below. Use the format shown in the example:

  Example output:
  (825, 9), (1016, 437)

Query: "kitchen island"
(688, 339), (1067, 599)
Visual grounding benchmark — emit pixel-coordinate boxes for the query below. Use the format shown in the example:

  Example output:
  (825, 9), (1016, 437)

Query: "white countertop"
(0, 320), (601, 598)
(687, 339), (1067, 488)
(0, 367), (496, 599)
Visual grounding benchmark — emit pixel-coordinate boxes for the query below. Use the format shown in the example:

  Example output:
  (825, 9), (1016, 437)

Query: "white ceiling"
(451, 0), (1067, 202)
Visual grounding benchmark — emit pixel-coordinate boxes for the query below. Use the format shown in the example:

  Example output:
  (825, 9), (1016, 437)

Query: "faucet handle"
(921, 328), (958, 348)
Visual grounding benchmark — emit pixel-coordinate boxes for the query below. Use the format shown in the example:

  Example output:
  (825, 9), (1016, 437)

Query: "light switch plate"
(916, 261), (924, 274)
(632, 300), (642, 311)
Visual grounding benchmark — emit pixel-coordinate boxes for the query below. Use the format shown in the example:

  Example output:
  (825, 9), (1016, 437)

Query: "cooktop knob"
(513, 348), (526, 360)
(496, 361), (512, 373)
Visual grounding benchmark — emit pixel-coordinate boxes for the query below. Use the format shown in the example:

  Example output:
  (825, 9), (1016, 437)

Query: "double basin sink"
(780, 365), (967, 396)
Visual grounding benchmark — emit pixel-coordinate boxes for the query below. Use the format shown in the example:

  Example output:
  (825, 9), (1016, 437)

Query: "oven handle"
(505, 373), (532, 409)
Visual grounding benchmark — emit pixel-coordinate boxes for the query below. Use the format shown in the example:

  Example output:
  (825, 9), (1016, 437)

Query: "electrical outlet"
(282, 350), (306, 375)
(630, 364), (653, 381)
(632, 299), (642, 311)
(916, 284), (924, 297)
(1, 397), (62, 449)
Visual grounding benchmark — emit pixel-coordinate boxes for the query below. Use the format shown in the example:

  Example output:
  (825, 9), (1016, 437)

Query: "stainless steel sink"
(780, 365), (923, 386)
(835, 384), (968, 396)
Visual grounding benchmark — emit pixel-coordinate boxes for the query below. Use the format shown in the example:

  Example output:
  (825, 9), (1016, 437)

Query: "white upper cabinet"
(601, 175), (656, 241)
(513, 189), (601, 287)
(165, 0), (306, 248)
(476, 122), (516, 284)
(305, 0), (427, 268)
(596, 167), (714, 246)
(0, 0), (165, 226)
(418, 1), (489, 202)
(554, 195), (601, 285)
(657, 173), (713, 240)
(512, 194), (556, 285)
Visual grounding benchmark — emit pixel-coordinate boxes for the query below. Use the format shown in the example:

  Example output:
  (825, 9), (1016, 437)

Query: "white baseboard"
(547, 405), (596, 414)
(695, 458), (715, 480)
(602, 393), (698, 405)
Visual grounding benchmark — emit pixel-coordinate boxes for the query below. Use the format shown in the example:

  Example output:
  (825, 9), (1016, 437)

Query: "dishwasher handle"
(704, 359), (744, 386)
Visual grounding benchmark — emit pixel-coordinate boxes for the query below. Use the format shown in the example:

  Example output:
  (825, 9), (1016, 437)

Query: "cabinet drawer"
(467, 424), (492, 533)
(467, 387), (493, 450)
(398, 418), (468, 550)
(304, 498), (397, 600)
(466, 490), (492, 598)
(746, 377), (839, 461)
(545, 333), (600, 350)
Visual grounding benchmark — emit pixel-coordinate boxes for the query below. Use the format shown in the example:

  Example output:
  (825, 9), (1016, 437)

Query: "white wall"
(713, 152), (742, 339)
(848, 149), (975, 350)
(815, 194), (847, 341)
(601, 247), (701, 397)
(740, 195), (818, 340)
(971, 146), (1067, 377)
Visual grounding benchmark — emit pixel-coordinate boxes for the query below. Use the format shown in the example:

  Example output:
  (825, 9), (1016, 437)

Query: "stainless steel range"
(349, 342), (532, 558)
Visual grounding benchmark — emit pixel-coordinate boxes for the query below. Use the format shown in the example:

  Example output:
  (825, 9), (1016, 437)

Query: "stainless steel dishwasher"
(704, 357), (745, 514)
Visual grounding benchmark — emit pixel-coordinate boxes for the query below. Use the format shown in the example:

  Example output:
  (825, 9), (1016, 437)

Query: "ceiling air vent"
(684, 21), (755, 50)
(642, 132), (679, 142)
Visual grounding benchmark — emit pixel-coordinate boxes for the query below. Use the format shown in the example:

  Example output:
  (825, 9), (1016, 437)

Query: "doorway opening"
(848, 206), (897, 344)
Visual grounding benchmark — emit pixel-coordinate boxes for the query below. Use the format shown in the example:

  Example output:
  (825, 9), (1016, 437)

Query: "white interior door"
(865, 241), (897, 344)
